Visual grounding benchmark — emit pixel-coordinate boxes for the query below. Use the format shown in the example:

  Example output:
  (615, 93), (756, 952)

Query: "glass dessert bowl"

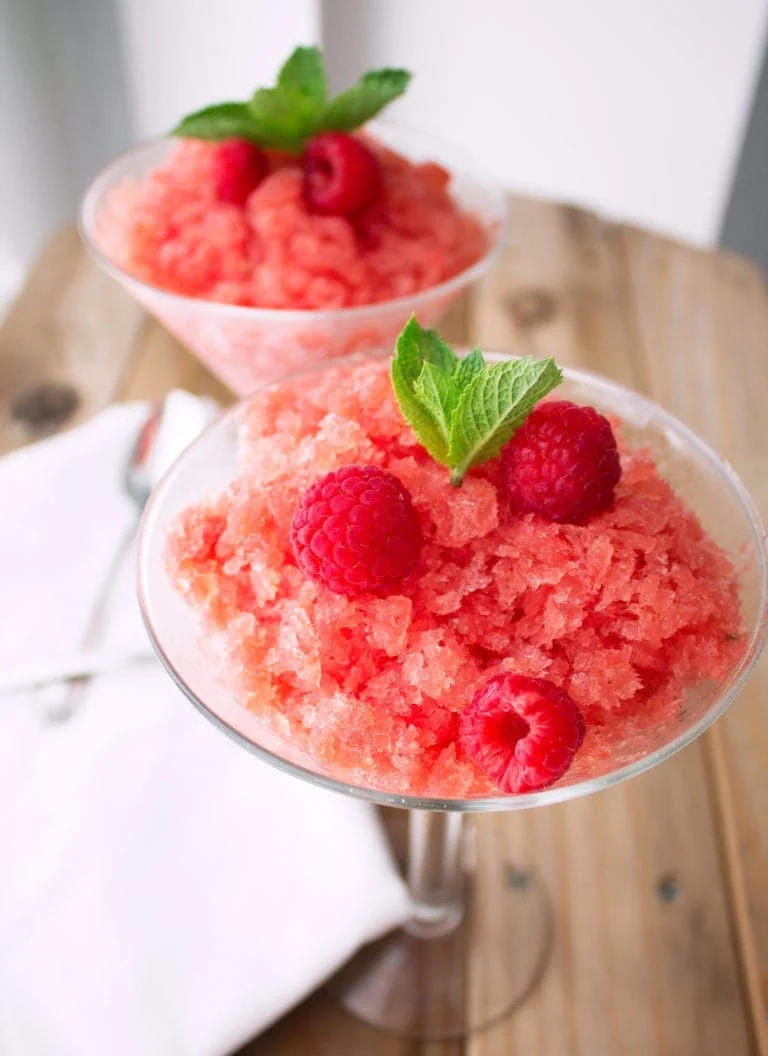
(80, 122), (507, 396)
(137, 349), (768, 1039)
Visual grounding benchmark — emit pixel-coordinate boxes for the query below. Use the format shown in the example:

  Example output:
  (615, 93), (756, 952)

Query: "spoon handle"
(38, 520), (137, 721)
(0, 647), (155, 696)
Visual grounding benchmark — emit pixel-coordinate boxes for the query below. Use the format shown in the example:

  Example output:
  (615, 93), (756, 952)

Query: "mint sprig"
(172, 46), (411, 152)
(392, 318), (563, 486)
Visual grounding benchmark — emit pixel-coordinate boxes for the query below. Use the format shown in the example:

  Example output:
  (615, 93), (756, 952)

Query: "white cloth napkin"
(0, 399), (408, 1056)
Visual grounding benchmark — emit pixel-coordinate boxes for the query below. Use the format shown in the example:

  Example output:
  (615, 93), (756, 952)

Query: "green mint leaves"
(391, 323), (457, 465)
(277, 45), (326, 106)
(392, 318), (563, 486)
(172, 46), (410, 153)
(315, 69), (411, 132)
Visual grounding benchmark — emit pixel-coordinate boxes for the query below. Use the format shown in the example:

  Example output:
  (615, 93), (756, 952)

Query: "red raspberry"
(303, 132), (381, 217)
(501, 400), (621, 523)
(212, 139), (268, 205)
(290, 465), (422, 596)
(459, 674), (585, 794)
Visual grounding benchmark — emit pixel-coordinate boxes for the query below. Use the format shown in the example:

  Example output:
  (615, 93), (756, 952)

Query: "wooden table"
(2, 197), (767, 1056)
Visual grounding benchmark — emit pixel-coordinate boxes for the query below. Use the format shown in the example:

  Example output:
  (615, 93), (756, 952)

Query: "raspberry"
(459, 674), (585, 794)
(502, 400), (621, 523)
(290, 465), (422, 596)
(303, 132), (381, 216)
(212, 139), (268, 205)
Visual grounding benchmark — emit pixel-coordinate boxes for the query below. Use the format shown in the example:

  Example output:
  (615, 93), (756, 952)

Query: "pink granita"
(96, 138), (488, 309)
(166, 360), (743, 798)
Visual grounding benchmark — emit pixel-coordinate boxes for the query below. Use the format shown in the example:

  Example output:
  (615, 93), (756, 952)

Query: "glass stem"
(406, 810), (465, 938)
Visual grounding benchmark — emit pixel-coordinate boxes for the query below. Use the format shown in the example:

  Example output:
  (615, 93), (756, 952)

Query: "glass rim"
(78, 120), (510, 325)
(137, 356), (768, 812)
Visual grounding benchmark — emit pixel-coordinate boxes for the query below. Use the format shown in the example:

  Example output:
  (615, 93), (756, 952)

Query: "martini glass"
(79, 122), (507, 396)
(137, 354), (768, 1039)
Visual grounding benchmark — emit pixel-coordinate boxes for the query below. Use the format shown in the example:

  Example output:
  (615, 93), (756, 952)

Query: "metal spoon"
(38, 403), (163, 721)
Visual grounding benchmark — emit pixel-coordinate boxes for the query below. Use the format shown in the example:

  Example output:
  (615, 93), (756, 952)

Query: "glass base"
(327, 823), (553, 1040)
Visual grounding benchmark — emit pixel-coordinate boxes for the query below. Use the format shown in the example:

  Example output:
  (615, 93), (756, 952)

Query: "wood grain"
(615, 228), (768, 1051)
(243, 991), (460, 1056)
(0, 228), (143, 455)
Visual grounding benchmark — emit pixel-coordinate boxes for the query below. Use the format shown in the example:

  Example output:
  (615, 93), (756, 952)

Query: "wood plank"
(0, 228), (143, 455)
(437, 289), (473, 348)
(616, 227), (768, 1051)
(466, 195), (754, 1055)
(243, 991), (458, 1056)
(474, 198), (638, 383)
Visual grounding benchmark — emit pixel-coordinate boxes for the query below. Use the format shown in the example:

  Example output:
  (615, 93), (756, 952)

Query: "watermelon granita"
(165, 324), (744, 799)
(95, 48), (488, 309)
(97, 137), (487, 308)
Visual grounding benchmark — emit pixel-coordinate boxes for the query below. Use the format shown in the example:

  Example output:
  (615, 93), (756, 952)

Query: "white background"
(322, 0), (768, 244)
(116, 0), (318, 140)
(1, 0), (767, 307)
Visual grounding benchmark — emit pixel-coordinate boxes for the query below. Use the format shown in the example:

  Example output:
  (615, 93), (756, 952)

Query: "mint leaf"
(171, 102), (260, 141)
(413, 361), (457, 453)
(418, 328), (458, 376)
(317, 68), (411, 132)
(395, 317), (458, 388)
(453, 347), (484, 394)
(247, 87), (318, 151)
(392, 360), (451, 466)
(277, 46), (326, 109)
(391, 321), (455, 465)
(447, 358), (563, 485)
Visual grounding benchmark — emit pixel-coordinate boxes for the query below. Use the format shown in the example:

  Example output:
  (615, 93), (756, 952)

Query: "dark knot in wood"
(505, 865), (532, 891)
(11, 383), (80, 432)
(505, 288), (558, 329)
(657, 872), (680, 903)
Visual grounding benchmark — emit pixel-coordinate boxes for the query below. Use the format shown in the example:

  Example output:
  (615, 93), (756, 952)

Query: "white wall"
(116, 0), (318, 137)
(323, 0), (768, 245)
(0, 0), (131, 304)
